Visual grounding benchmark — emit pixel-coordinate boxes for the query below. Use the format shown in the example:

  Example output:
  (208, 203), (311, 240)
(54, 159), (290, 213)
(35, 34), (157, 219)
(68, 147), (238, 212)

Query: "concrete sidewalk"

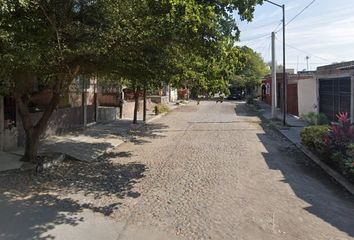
(0, 101), (183, 169)
(0, 152), (22, 172)
(257, 101), (307, 145)
(256, 100), (354, 195)
(41, 102), (181, 162)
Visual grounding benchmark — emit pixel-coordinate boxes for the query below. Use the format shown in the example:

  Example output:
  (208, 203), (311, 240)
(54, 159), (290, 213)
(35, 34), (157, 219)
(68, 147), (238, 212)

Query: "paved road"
(109, 101), (354, 240)
(1, 101), (354, 240)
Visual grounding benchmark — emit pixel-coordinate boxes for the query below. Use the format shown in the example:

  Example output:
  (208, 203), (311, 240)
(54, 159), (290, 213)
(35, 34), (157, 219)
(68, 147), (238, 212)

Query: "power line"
(286, 0), (316, 27)
(273, 20), (283, 33)
(253, 35), (270, 50)
(241, 20), (283, 32)
(275, 0), (316, 33)
(286, 61), (328, 64)
(275, 37), (332, 62)
(286, 44), (330, 62)
(262, 40), (272, 61)
(241, 33), (270, 42)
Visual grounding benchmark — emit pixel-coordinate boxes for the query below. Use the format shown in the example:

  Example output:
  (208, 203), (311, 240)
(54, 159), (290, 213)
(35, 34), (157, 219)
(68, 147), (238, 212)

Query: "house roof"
(317, 60), (354, 71)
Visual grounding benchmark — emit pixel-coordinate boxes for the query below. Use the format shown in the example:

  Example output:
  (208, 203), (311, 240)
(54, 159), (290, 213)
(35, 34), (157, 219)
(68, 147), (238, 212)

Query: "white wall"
(298, 78), (317, 117)
(169, 88), (178, 102)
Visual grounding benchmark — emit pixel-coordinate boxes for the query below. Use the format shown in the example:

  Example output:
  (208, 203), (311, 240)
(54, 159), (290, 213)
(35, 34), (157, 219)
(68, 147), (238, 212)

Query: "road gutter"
(249, 103), (354, 196)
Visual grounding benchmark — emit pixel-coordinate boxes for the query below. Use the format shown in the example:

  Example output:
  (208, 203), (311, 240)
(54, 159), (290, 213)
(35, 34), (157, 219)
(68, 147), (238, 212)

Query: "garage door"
(319, 77), (351, 121)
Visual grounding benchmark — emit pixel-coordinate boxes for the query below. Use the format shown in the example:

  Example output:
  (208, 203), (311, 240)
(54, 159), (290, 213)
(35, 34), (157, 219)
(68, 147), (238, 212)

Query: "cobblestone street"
(110, 101), (354, 240)
(1, 101), (354, 240)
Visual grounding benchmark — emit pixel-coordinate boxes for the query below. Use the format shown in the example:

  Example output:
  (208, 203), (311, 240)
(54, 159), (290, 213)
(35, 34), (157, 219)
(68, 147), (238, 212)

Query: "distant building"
(316, 61), (354, 121)
(260, 60), (354, 122)
(261, 71), (314, 116)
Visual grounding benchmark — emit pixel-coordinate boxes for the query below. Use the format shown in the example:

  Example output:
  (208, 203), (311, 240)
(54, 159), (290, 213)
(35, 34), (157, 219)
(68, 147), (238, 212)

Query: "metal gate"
(287, 84), (298, 116)
(319, 77), (351, 121)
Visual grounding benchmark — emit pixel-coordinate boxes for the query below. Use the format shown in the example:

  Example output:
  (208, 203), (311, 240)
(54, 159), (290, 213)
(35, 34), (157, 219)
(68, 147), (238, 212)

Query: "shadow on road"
(127, 123), (169, 145)
(0, 158), (146, 240)
(233, 101), (354, 237)
(234, 102), (257, 117)
(258, 121), (354, 237)
(40, 121), (169, 161)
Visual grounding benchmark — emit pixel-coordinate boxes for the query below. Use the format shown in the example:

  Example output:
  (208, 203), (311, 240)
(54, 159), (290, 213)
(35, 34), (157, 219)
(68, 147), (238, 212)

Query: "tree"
(0, 0), (262, 162)
(229, 46), (269, 93)
(0, 0), (120, 162)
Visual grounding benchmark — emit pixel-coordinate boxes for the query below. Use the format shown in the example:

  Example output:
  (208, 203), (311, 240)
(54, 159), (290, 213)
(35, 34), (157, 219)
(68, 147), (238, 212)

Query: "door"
(319, 77), (351, 121)
(287, 84), (299, 116)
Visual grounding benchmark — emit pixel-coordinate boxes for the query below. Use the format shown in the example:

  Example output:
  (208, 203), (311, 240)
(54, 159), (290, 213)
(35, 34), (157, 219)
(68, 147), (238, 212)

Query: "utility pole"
(271, 32), (277, 119)
(82, 76), (87, 127)
(265, 0), (286, 126)
(306, 56), (310, 70)
(282, 3), (287, 126)
(143, 85), (147, 122)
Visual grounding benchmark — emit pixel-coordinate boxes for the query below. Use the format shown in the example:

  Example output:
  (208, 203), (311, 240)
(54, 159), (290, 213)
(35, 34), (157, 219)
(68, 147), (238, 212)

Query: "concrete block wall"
(98, 107), (120, 122)
(121, 99), (155, 120)
(2, 128), (18, 151)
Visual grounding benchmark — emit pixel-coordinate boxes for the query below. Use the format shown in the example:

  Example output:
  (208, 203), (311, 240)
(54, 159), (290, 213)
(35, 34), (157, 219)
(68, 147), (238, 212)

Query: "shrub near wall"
(324, 113), (354, 182)
(300, 125), (329, 152)
(301, 112), (354, 183)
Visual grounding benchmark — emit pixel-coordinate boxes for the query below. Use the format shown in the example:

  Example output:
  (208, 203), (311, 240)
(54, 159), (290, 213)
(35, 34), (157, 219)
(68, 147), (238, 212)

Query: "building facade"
(316, 61), (354, 122)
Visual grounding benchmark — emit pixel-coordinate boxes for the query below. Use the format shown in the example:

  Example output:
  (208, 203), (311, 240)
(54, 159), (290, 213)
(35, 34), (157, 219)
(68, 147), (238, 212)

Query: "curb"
(146, 103), (183, 124)
(296, 144), (354, 195)
(146, 111), (169, 123)
(254, 105), (354, 195)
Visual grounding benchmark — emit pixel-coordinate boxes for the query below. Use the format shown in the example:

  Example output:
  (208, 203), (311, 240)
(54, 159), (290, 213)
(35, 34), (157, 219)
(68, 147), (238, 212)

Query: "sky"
(234, 0), (354, 72)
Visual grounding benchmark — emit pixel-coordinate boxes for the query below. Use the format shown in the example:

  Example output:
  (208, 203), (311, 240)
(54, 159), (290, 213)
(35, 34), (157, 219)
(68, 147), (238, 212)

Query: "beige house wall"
(297, 78), (318, 117)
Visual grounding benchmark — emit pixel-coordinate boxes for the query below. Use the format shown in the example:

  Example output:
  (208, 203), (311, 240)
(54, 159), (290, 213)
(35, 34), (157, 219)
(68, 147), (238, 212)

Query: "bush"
(330, 151), (354, 182)
(324, 112), (354, 153)
(301, 113), (354, 183)
(300, 125), (329, 152)
(154, 104), (170, 114)
(301, 112), (328, 125)
(346, 143), (354, 158)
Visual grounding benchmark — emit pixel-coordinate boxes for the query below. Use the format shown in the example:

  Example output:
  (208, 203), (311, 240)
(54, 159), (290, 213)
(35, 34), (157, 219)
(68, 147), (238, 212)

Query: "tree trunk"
(23, 130), (40, 163)
(133, 85), (140, 124)
(15, 82), (61, 163)
(143, 85), (147, 122)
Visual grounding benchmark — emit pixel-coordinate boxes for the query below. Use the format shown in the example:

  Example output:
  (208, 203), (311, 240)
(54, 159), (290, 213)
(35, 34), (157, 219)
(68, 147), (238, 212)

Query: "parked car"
(227, 87), (244, 100)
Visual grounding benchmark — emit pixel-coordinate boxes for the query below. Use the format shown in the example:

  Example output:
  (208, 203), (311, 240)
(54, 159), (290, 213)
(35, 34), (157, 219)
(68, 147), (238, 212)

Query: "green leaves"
(229, 46), (268, 88)
(0, 0), (262, 96)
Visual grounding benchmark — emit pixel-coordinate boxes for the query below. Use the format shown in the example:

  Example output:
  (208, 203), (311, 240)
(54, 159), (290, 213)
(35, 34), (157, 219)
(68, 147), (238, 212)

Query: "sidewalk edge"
(255, 104), (354, 195)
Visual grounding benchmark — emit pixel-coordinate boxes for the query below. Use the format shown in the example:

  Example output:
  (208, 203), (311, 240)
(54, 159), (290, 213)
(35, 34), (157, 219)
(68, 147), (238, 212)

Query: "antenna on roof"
(306, 56), (310, 70)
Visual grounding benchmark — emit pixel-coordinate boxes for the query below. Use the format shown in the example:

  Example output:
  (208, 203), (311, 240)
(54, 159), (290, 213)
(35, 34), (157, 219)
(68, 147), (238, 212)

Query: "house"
(295, 71), (317, 117)
(0, 76), (99, 151)
(316, 61), (354, 121)
(148, 83), (178, 104)
(261, 70), (315, 117)
(261, 61), (354, 122)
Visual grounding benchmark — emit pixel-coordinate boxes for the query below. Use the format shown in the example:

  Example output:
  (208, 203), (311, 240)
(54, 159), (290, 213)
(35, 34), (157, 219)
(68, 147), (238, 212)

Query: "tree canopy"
(0, 0), (263, 162)
(229, 46), (269, 89)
